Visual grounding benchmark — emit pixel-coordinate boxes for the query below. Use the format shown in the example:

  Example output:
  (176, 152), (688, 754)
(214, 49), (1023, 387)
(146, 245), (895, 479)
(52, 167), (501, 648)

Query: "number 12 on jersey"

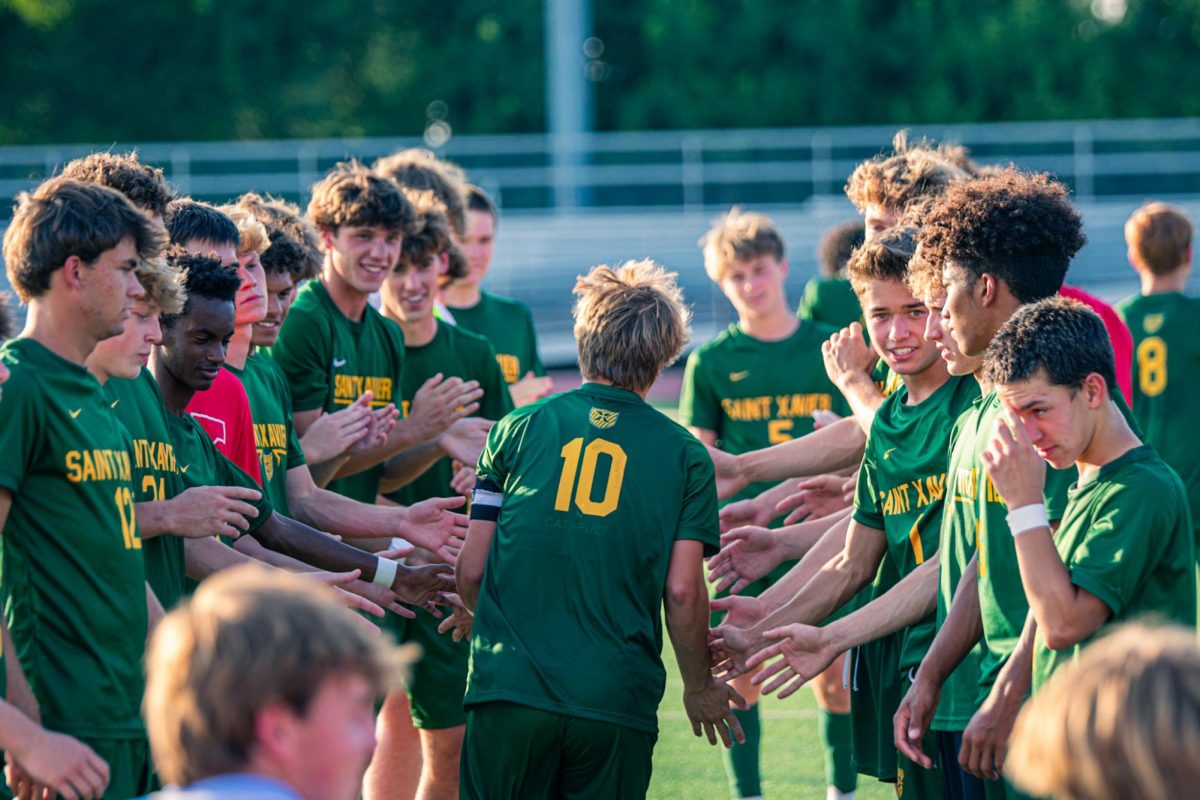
(555, 437), (628, 517)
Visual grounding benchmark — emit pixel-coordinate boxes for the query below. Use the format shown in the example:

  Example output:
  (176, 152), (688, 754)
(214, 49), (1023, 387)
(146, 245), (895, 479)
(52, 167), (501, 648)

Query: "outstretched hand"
(746, 623), (839, 698)
(777, 474), (855, 525)
(707, 526), (785, 594)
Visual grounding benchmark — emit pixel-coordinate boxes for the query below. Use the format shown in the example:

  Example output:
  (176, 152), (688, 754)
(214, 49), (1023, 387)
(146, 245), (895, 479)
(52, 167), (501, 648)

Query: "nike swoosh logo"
(110, 399), (120, 409)
(883, 447), (897, 460)
(333, 358), (348, 368)
(180, 465), (190, 474)
(729, 371), (750, 382)
(69, 408), (83, 419)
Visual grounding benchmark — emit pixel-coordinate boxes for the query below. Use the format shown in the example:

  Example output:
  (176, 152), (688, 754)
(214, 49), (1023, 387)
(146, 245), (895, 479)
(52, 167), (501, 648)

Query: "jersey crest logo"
(589, 408), (618, 429)
(1144, 313), (1165, 334)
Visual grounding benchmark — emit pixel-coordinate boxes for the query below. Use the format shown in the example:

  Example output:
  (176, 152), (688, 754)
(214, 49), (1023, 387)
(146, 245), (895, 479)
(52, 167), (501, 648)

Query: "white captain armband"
(470, 478), (504, 522)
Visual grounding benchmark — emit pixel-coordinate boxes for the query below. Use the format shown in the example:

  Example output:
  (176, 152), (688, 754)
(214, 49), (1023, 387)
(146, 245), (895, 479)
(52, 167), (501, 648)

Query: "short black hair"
(466, 185), (497, 222)
(918, 168), (1085, 304)
(817, 219), (864, 278)
(161, 246), (240, 329)
(983, 296), (1117, 395)
(165, 199), (240, 250)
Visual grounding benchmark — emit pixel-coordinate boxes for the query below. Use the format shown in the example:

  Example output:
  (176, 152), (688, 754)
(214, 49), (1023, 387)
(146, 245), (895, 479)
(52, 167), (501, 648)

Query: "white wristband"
(389, 536), (411, 554)
(1006, 503), (1049, 537)
(372, 556), (398, 588)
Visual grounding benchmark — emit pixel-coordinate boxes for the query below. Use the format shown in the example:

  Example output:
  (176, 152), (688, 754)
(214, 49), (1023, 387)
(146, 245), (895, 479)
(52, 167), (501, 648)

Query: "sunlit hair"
(847, 226), (917, 297)
(700, 207), (785, 283)
(307, 160), (415, 236)
(218, 204), (271, 258)
(135, 257), (186, 316)
(904, 243), (944, 305)
(817, 219), (864, 278)
(1125, 201), (1192, 276)
(1007, 623), (1200, 800)
(982, 296), (1117, 395)
(60, 151), (174, 217)
(918, 167), (1084, 304)
(235, 193), (322, 281)
(144, 564), (403, 786)
(396, 189), (467, 282)
(372, 148), (469, 238)
(3, 177), (167, 302)
(845, 131), (972, 214)
(573, 259), (691, 393)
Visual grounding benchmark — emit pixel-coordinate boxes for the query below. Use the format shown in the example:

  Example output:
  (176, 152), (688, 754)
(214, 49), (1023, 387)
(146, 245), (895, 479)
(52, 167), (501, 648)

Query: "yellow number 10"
(554, 437), (628, 517)
(1137, 336), (1168, 397)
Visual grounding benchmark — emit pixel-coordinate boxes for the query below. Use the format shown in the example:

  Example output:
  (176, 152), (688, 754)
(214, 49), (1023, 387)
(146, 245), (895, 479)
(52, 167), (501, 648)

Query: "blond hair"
(144, 565), (405, 786)
(1007, 623), (1200, 800)
(135, 257), (186, 315)
(1125, 202), (1193, 276)
(218, 204), (271, 258)
(234, 193), (323, 281)
(700, 207), (785, 282)
(845, 131), (971, 214)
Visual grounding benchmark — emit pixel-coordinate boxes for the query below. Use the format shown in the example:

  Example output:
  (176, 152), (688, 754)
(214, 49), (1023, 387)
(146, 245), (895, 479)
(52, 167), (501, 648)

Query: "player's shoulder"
(796, 317), (839, 341)
(482, 290), (535, 318)
(691, 323), (741, 358)
(441, 319), (497, 356)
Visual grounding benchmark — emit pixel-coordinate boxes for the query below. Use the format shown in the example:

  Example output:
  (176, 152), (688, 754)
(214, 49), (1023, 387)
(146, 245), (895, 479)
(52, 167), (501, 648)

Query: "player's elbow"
(664, 575), (702, 611)
(1039, 616), (1093, 652)
(456, 559), (485, 604)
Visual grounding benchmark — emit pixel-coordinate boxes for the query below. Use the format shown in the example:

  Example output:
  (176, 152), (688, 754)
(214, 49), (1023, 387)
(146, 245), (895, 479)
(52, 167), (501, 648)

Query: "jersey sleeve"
(476, 410), (527, 489)
(796, 279), (820, 321)
(852, 440), (885, 530)
(211, 442), (275, 532)
(1043, 466), (1075, 523)
(678, 349), (720, 432)
(0, 366), (38, 493)
(269, 306), (331, 413)
(676, 440), (720, 556)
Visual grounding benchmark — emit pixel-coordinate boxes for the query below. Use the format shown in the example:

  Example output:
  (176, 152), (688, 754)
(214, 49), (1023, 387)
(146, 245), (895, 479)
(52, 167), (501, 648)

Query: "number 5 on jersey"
(555, 437), (628, 517)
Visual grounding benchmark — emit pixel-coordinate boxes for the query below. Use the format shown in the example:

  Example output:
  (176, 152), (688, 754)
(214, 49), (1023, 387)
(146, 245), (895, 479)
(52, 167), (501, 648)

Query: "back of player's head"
(3, 177), (167, 302)
(234, 193), (322, 280)
(467, 184), (498, 223)
(845, 131), (972, 214)
(308, 161), (415, 236)
(700, 207), (785, 283)
(847, 226), (917, 297)
(165, 199), (240, 250)
(817, 220), (865, 278)
(397, 189), (467, 280)
(573, 259), (691, 392)
(372, 148), (469, 237)
(160, 246), (240, 329)
(135, 257), (187, 316)
(918, 167), (1085, 303)
(144, 564), (400, 786)
(1007, 623), (1200, 800)
(59, 151), (175, 218)
(983, 296), (1116, 394)
(1125, 202), (1192, 276)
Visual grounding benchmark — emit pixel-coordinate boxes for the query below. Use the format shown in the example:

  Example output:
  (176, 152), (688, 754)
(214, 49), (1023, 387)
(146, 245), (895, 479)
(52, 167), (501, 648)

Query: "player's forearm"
(335, 416), (438, 479)
(186, 535), (259, 580)
(823, 556), (939, 653)
(307, 454), (350, 489)
(838, 372), (886, 435)
(376, 441), (445, 493)
(665, 568), (716, 692)
(754, 545), (879, 636)
(775, 508), (849, 562)
(1, 617), (38, 723)
(757, 511), (852, 609)
(914, 555), (984, 687)
(1013, 526), (1098, 648)
(132, 500), (175, 539)
(290, 481), (402, 540)
(740, 417), (866, 484)
(753, 480), (802, 524)
(250, 513), (384, 580)
(0, 700), (49, 760)
(983, 613), (1035, 715)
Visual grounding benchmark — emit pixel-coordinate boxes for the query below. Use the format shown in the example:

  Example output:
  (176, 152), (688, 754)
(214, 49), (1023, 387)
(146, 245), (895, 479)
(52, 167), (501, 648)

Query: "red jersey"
(186, 367), (263, 484)
(1060, 284), (1134, 404)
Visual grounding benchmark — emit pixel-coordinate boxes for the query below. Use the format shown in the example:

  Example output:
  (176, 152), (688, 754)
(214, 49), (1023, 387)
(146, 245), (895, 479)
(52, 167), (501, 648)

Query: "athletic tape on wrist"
(1006, 503), (1048, 537)
(373, 556), (399, 588)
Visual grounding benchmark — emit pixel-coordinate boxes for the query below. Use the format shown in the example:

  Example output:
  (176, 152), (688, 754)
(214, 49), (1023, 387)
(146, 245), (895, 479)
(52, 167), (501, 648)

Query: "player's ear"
(318, 226), (337, 253)
(1081, 373), (1107, 408)
(59, 254), (88, 292)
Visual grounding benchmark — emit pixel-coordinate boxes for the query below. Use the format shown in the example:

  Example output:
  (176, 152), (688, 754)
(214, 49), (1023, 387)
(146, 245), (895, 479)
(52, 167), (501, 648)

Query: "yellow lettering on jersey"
(953, 466), (977, 503)
(496, 354), (520, 384)
(774, 393), (833, 418)
(132, 439), (178, 475)
(252, 423), (289, 451)
(880, 472), (947, 517)
(65, 449), (132, 484)
(333, 374), (394, 407)
(720, 396), (773, 421)
(984, 474), (1005, 505)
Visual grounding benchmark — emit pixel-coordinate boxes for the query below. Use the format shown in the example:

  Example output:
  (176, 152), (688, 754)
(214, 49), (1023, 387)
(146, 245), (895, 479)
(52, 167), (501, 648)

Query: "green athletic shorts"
(386, 610), (469, 729)
(849, 631), (902, 782)
(895, 673), (944, 799)
(87, 736), (153, 800)
(460, 701), (657, 800)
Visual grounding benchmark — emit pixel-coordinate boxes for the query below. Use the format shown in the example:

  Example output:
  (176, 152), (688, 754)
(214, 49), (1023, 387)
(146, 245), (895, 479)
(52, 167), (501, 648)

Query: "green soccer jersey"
(853, 374), (981, 674)
(464, 383), (719, 734)
(447, 290), (545, 384)
(104, 368), (188, 610)
(228, 353), (306, 517)
(1032, 445), (1196, 690)
(385, 321), (513, 507)
(267, 280), (406, 503)
(165, 411), (274, 531)
(679, 321), (850, 510)
(0, 339), (146, 738)
(1116, 292), (1200, 545)
(797, 276), (863, 330)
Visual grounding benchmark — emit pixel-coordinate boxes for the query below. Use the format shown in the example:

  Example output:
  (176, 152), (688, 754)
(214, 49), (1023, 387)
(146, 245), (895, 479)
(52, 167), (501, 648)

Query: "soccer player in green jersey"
(269, 162), (487, 505)
(455, 259), (744, 799)
(893, 169), (1086, 798)
(797, 219), (865, 329)
(1116, 203), (1200, 547)
(680, 207), (853, 800)
(979, 298), (1195, 691)
(368, 190), (514, 800)
(0, 177), (167, 798)
(60, 151), (175, 229)
(441, 185), (553, 407)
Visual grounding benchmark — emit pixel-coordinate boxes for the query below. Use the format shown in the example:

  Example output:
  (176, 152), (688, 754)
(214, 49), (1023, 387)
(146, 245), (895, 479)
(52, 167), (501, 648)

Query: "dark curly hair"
(373, 149), (469, 238)
(847, 226), (917, 297)
(60, 151), (174, 217)
(918, 169), (1085, 304)
(161, 245), (240, 328)
(817, 219), (865, 278)
(983, 296), (1116, 395)
(396, 189), (468, 282)
(165, 199), (239, 250)
(235, 193), (323, 280)
(308, 160), (415, 235)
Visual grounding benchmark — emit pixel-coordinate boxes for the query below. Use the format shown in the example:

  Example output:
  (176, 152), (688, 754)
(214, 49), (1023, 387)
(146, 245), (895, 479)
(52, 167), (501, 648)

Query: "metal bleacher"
(3, 118), (1200, 364)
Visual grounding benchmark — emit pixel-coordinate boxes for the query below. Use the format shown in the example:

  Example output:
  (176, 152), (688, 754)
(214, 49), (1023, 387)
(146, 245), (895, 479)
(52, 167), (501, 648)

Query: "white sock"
(826, 787), (856, 800)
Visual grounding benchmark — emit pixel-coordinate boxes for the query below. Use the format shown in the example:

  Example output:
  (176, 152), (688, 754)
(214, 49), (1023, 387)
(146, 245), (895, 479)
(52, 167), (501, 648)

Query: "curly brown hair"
(60, 151), (174, 218)
(373, 149), (469, 238)
(396, 189), (468, 283)
(847, 226), (917, 297)
(308, 161), (415, 235)
(918, 168), (1085, 304)
(845, 131), (972, 213)
(234, 193), (323, 281)
(817, 220), (864, 278)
